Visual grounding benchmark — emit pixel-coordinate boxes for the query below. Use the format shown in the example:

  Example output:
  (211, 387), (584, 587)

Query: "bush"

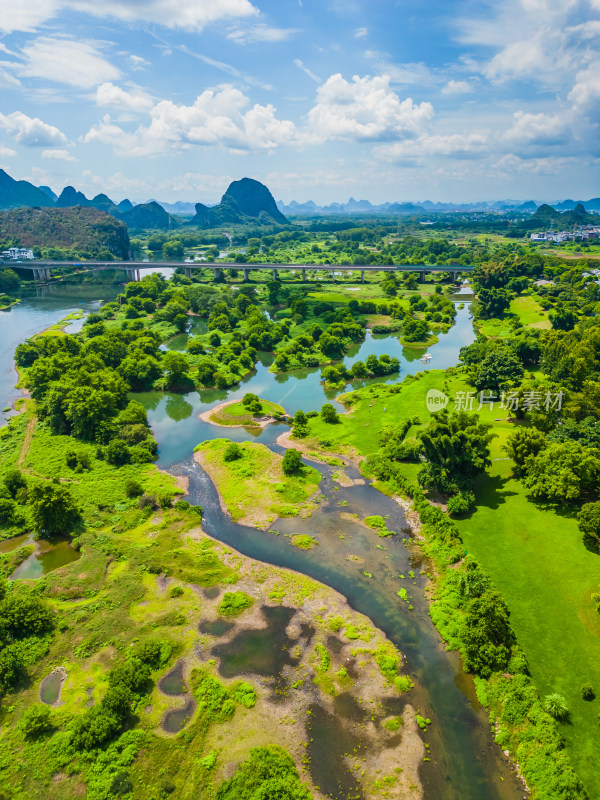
(224, 442), (243, 462)
(543, 693), (569, 720)
(170, 585), (184, 598)
(138, 493), (158, 510)
(124, 479), (144, 499)
(218, 591), (253, 616)
(231, 681), (257, 708)
(3, 469), (27, 498)
(65, 449), (91, 473)
(19, 704), (53, 739)
(581, 683), (595, 700)
(447, 491), (475, 517)
(106, 440), (131, 466)
(282, 448), (302, 476)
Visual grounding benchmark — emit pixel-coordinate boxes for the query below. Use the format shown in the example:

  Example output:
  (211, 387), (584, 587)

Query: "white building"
(0, 247), (35, 260)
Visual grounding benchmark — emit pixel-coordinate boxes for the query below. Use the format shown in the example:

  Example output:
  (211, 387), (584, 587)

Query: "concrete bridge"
(1, 260), (474, 283)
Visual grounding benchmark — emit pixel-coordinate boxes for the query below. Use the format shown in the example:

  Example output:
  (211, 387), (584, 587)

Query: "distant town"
(530, 225), (600, 243)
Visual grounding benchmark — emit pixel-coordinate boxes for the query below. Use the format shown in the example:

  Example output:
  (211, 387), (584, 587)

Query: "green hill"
(0, 206), (131, 259)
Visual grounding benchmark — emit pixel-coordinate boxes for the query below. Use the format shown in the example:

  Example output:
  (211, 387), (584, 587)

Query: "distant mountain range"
(276, 196), (600, 215)
(1, 168), (599, 229)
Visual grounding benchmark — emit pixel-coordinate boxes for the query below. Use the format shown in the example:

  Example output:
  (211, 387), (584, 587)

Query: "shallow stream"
(0, 281), (525, 799)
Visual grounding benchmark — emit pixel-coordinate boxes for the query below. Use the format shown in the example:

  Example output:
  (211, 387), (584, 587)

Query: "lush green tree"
(473, 346), (524, 393)
(462, 589), (511, 678)
(503, 427), (547, 476)
(523, 442), (600, 502)
(0, 268), (20, 293)
(320, 403), (340, 424)
(282, 448), (302, 476)
(30, 483), (80, 539)
(476, 286), (513, 319)
(163, 351), (190, 389)
(3, 469), (26, 498)
(543, 693), (569, 721)
(578, 502), (600, 546)
(418, 410), (494, 493)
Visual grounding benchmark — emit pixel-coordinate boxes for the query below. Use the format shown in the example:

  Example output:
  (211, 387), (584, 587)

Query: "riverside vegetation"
(0, 271), (427, 800)
(2, 224), (600, 798)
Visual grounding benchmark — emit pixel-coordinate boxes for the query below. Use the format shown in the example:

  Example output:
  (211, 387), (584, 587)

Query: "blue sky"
(0, 0), (598, 204)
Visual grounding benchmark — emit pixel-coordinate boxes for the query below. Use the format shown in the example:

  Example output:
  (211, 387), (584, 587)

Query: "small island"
(200, 393), (285, 429)
(194, 439), (320, 529)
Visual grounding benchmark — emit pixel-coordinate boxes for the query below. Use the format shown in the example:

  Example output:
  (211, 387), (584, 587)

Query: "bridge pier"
(243, 268), (250, 281)
(420, 271), (426, 283)
(213, 267), (223, 281)
(301, 268), (307, 282)
(361, 270), (365, 284)
(272, 268), (278, 281)
(184, 267), (192, 279)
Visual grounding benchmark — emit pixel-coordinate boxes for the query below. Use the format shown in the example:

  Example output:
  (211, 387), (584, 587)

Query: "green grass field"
(454, 462), (600, 796)
(297, 368), (600, 797)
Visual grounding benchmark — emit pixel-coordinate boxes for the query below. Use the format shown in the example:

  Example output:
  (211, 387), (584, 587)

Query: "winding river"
(0, 280), (524, 800)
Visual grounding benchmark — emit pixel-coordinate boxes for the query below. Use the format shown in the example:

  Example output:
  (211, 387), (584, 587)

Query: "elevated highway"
(0, 260), (475, 283)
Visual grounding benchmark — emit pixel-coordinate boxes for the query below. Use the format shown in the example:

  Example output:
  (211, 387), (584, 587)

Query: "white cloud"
(457, 0), (600, 86)
(20, 36), (121, 89)
(0, 144), (16, 157)
(441, 79), (473, 95)
(294, 59), (321, 84)
(227, 24), (299, 44)
(129, 55), (150, 71)
(0, 0), (58, 34)
(354, 27), (368, 39)
(0, 111), (67, 147)
(95, 82), (154, 113)
(0, 67), (21, 88)
(375, 132), (489, 162)
(569, 61), (600, 112)
(504, 110), (572, 146)
(83, 86), (297, 155)
(493, 153), (581, 175)
(0, 0), (259, 33)
(307, 74), (433, 142)
(42, 148), (76, 160)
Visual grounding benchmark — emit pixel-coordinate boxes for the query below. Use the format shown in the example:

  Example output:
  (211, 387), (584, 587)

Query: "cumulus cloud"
(307, 74), (433, 142)
(0, 144), (16, 157)
(20, 36), (121, 89)
(227, 24), (300, 44)
(95, 83), (154, 113)
(42, 148), (76, 160)
(0, 0), (259, 33)
(569, 61), (600, 112)
(504, 110), (572, 146)
(0, 111), (67, 147)
(83, 86), (297, 155)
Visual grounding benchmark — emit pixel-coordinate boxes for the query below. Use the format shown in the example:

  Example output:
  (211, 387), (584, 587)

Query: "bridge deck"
(1, 260), (474, 272)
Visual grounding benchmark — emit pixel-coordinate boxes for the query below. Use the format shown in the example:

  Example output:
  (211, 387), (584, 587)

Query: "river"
(0, 280), (524, 800)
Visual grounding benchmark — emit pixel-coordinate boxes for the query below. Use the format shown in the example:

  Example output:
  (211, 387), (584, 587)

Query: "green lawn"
(510, 295), (550, 328)
(454, 463), (600, 797)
